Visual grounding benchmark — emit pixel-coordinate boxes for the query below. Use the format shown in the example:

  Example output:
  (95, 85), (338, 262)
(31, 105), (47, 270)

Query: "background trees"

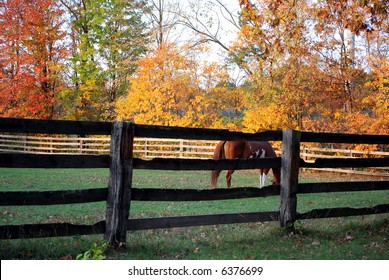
(235, 0), (388, 134)
(0, 0), (67, 118)
(116, 42), (228, 128)
(0, 0), (388, 135)
(58, 0), (149, 120)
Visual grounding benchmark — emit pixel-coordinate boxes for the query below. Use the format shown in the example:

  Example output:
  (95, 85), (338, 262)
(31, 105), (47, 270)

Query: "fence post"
(279, 129), (301, 230)
(105, 121), (134, 249)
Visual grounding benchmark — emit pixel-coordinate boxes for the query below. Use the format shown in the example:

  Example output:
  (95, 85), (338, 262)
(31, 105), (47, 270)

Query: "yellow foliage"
(116, 43), (225, 128)
(243, 103), (288, 132)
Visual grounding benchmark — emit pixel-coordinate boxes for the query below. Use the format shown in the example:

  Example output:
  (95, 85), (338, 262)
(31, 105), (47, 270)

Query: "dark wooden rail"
(0, 118), (112, 135)
(2, 181), (389, 206)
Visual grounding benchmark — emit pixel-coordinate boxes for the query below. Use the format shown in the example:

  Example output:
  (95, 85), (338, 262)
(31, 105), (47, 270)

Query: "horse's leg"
(226, 170), (234, 188)
(211, 170), (221, 188)
(259, 168), (263, 188)
(259, 149), (267, 188)
(261, 172), (268, 188)
(260, 168), (269, 188)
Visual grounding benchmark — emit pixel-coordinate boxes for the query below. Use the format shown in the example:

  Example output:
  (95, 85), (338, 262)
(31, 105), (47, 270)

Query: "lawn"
(0, 168), (388, 259)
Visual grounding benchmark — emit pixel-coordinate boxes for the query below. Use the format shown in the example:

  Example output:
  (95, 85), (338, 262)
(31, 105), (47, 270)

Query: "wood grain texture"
(104, 122), (134, 248)
(127, 211), (280, 231)
(279, 130), (301, 228)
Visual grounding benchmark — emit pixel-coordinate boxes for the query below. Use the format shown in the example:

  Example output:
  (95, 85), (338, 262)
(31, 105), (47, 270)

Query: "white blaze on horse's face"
(253, 148), (265, 158)
(248, 143), (266, 159)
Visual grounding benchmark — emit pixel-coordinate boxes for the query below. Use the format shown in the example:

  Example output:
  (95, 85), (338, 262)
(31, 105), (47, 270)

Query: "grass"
(0, 168), (388, 260)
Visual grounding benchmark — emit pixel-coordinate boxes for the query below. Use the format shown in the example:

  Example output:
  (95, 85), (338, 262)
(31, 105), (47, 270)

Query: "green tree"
(59, 0), (149, 120)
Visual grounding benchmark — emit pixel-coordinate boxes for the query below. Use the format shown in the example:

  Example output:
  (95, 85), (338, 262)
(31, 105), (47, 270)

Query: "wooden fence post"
(105, 121), (134, 249)
(279, 129), (301, 229)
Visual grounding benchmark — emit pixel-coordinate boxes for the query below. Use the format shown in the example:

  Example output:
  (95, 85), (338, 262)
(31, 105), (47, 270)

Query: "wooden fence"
(0, 118), (388, 249)
(1, 133), (388, 176)
(0, 133), (216, 159)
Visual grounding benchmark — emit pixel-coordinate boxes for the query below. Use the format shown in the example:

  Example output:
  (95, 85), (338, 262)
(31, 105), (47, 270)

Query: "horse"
(210, 141), (280, 188)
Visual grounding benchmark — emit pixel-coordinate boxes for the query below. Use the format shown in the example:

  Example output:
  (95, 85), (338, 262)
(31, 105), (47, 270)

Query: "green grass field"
(0, 168), (388, 260)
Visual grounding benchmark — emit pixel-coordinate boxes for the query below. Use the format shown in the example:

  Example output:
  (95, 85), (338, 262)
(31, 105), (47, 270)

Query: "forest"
(0, 0), (388, 135)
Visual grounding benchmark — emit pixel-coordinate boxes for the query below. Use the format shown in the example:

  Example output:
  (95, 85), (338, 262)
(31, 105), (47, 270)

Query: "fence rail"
(1, 133), (388, 176)
(0, 118), (388, 247)
(2, 133), (389, 157)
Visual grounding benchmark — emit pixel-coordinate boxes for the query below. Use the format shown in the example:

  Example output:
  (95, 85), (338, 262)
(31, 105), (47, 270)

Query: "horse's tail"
(213, 141), (226, 160)
(211, 141), (226, 188)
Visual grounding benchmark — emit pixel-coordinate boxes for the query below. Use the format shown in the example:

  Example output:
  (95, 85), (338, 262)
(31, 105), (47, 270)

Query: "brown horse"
(211, 141), (280, 188)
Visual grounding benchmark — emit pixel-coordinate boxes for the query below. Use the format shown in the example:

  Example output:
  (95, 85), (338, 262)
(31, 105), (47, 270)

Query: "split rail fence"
(0, 118), (388, 248)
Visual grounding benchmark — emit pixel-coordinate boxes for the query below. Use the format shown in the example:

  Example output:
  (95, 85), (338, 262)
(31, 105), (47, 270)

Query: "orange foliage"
(235, 0), (388, 135)
(0, 0), (67, 119)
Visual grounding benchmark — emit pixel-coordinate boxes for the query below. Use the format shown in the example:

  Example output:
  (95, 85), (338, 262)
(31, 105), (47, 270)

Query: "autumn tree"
(234, 0), (388, 134)
(306, 0), (389, 133)
(207, 81), (249, 130)
(0, 0), (67, 119)
(357, 5), (389, 135)
(59, 0), (149, 120)
(116, 42), (229, 128)
(234, 0), (313, 131)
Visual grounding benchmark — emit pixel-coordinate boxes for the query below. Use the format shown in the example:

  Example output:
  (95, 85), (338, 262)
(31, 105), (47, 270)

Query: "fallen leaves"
(345, 233), (354, 241)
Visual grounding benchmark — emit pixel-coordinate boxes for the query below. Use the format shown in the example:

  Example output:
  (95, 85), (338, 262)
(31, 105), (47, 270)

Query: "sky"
(170, 0), (244, 81)
(166, 0), (241, 57)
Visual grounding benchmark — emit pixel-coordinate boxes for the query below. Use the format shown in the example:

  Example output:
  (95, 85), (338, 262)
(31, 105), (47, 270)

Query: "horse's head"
(272, 177), (280, 185)
(272, 168), (281, 185)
